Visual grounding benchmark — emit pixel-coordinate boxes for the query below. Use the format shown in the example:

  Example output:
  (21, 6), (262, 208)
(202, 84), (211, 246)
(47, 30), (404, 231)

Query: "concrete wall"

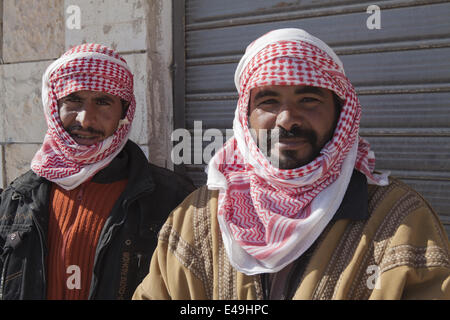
(0, 0), (173, 189)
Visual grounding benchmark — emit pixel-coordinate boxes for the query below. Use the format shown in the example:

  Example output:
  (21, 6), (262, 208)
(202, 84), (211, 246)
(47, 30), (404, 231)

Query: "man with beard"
(133, 29), (449, 300)
(0, 44), (194, 299)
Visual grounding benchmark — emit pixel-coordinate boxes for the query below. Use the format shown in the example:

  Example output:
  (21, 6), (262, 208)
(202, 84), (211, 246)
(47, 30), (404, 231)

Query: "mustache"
(66, 125), (105, 137)
(269, 126), (317, 145)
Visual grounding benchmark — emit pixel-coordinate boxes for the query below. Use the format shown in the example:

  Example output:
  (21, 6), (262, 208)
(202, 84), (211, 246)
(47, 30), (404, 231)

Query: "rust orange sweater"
(46, 179), (127, 300)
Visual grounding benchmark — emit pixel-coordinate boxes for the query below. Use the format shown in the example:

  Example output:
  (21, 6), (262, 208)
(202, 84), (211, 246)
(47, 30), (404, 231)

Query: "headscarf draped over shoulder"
(207, 28), (389, 275)
(31, 44), (136, 190)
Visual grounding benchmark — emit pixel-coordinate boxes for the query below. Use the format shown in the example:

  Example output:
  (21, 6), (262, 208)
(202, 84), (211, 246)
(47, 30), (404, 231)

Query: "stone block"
(4, 143), (40, 184)
(2, 0), (65, 63)
(0, 65), (4, 142)
(146, 0), (173, 169)
(64, 0), (146, 52)
(0, 60), (49, 143)
(124, 53), (148, 145)
(0, 145), (5, 189)
(1, 53), (149, 145)
(0, 0), (3, 63)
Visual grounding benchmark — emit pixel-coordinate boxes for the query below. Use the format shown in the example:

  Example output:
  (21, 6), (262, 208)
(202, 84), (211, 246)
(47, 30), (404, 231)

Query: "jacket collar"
(91, 148), (129, 183)
(12, 140), (155, 199)
(6, 140), (156, 246)
(10, 170), (48, 200)
(112, 140), (156, 201)
(332, 169), (369, 221)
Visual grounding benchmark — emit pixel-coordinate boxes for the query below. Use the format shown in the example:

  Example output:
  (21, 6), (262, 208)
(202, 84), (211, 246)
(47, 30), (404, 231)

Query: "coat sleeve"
(132, 228), (210, 300)
(131, 238), (173, 300)
(132, 189), (210, 300)
(368, 202), (450, 300)
(0, 189), (8, 259)
(369, 265), (450, 300)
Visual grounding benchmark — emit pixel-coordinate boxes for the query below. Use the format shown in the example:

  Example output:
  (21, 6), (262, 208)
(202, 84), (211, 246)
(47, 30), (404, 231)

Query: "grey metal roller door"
(174, 0), (450, 236)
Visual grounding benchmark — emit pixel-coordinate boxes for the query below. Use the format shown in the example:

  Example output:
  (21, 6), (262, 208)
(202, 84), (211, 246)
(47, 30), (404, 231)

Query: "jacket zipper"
(0, 250), (11, 300)
(87, 192), (147, 299)
(31, 214), (46, 298)
(0, 191), (21, 299)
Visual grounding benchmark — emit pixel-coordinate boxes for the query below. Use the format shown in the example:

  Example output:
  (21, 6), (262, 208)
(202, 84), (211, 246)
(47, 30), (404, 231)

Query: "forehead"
(250, 85), (332, 98)
(61, 90), (120, 100)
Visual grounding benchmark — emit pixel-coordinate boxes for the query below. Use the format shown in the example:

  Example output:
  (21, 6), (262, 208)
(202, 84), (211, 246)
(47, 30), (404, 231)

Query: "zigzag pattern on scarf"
(209, 36), (384, 273)
(31, 44), (136, 190)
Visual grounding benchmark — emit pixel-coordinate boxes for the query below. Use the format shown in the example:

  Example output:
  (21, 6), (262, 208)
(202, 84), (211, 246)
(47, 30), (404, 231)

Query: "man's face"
(58, 90), (124, 145)
(248, 85), (339, 169)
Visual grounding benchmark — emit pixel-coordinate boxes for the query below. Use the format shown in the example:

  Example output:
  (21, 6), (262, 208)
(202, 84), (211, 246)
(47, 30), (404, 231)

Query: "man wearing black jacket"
(0, 43), (194, 299)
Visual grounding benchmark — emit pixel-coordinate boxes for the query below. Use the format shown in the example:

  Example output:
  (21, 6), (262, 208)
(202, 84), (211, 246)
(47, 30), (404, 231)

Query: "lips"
(70, 131), (104, 145)
(276, 137), (310, 149)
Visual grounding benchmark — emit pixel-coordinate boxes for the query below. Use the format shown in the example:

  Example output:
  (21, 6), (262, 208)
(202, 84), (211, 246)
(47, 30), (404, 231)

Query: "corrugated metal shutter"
(174, 0), (450, 236)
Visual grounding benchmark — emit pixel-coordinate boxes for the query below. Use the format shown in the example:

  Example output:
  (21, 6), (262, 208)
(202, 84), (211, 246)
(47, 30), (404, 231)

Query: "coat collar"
(332, 169), (369, 221)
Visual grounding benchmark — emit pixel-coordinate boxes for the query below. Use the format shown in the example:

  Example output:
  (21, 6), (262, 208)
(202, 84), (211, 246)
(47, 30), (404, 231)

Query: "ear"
(332, 92), (343, 114)
(121, 99), (130, 119)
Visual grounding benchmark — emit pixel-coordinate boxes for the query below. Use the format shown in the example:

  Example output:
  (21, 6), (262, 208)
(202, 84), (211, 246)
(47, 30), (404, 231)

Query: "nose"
(276, 102), (303, 131)
(75, 102), (97, 128)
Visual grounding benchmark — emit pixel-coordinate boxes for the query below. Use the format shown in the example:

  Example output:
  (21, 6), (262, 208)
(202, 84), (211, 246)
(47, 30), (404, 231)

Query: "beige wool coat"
(133, 178), (450, 300)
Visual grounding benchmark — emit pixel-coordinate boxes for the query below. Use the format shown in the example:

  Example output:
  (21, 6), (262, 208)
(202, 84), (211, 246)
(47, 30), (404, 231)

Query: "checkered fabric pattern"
(207, 30), (388, 275)
(31, 44), (136, 190)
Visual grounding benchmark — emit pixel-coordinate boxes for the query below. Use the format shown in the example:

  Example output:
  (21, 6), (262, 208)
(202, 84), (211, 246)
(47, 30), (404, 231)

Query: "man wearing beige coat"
(133, 29), (450, 300)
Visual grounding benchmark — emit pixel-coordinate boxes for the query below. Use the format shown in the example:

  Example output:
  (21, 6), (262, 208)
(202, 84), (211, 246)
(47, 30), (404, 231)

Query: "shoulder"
(366, 176), (449, 269)
(1, 170), (46, 201)
(0, 170), (49, 230)
(358, 177), (450, 299)
(154, 186), (218, 296)
(368, 177), (447, 238)
(8, 170), (43, 188)
(135, 185), (218, 300)
(124, 140), (195, 194)
(148, 164), (195, 193)
(368, 177), (445, 231)
(158, 186), (218, 246)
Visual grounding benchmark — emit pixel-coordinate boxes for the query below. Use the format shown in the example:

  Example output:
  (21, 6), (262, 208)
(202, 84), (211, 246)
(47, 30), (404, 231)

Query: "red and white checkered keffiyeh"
(31, 44), (136, 190)
(207, 29), (389, 275)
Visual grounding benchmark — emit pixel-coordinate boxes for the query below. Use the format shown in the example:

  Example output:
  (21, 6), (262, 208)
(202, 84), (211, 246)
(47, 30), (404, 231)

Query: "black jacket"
(0, 140), (195, 299)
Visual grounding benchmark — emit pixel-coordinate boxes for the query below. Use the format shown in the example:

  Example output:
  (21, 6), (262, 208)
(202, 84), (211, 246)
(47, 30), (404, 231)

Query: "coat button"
(125, 239), (132, 246)
(10, 232), (17, 241)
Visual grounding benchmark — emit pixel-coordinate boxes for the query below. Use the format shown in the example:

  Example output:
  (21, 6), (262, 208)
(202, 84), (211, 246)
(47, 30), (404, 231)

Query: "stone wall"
(0, 0), (173, 189)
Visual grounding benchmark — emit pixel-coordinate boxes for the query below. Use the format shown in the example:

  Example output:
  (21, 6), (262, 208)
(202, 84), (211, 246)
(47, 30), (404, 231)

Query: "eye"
(96, 99), (111, 106)
(64, 96), (82, 103)
(300, 97), (320, 103)
(258, 98), (279, 106)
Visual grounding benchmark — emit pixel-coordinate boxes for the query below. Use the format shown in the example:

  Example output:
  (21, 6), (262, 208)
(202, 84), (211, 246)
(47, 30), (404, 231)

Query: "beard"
(254, 125), (333, 170)
(249, 93), (341, 170)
